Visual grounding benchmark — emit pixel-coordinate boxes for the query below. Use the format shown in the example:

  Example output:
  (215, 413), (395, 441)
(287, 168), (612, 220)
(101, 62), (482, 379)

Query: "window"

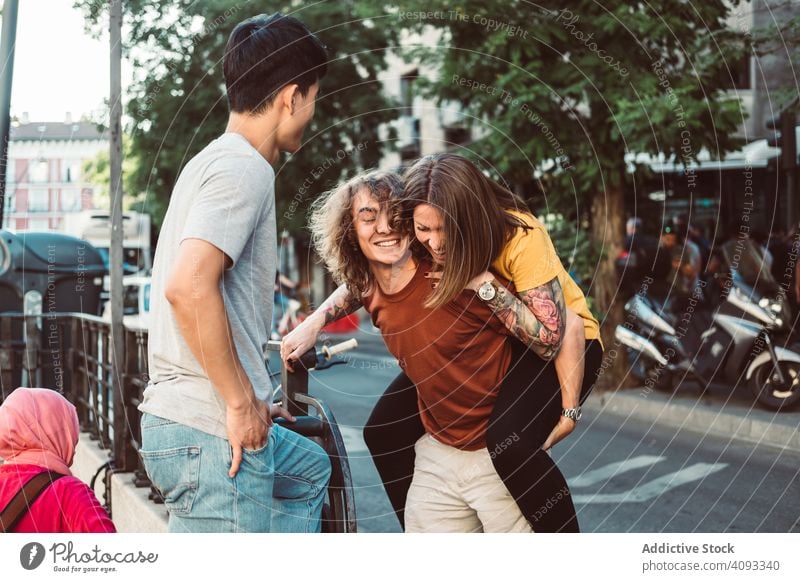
(63, 160), (82, 183)
(143, 283), (150, 313)
(400, 70), (418, 115)
(28, 160), (49, 183)
(28, 189), (49, 212)
(400, 118), (421, 161)
(444, 126), (471, 147)
(732, 54), (752, 90)
(123, 285), (140, 315)
(61, 189), (82, 211)
(3, 192), (14, 214)
(399, 70), (421, 160)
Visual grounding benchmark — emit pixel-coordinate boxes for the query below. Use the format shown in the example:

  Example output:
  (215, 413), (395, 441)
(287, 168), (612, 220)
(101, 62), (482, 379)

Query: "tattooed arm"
(468, 274), (567, 360)
(468, 272), (587, 450)
(315, 284), (363, 327)
(474, 273), (586, 451)
(280, 284), (362, 371)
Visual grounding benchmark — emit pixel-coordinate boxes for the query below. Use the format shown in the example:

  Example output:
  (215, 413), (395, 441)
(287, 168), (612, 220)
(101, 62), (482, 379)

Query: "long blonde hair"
(309, 170), (407, 299)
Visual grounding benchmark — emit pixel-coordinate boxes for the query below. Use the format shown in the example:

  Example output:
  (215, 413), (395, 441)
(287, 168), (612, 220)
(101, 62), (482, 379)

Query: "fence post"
(114, 328), (139, 472)
(22, 315), (40, 388)
(0, 318), (13, 399)
(70, 317), (90, 429)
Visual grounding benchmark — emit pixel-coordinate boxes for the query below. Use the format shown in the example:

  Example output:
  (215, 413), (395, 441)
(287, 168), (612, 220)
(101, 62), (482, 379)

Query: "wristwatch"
(477, 280), (497, 301)
(562, 407), (582, 422)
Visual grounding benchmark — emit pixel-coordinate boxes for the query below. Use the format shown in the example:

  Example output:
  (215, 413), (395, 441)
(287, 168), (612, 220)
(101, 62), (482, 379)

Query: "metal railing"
(0, 312), (150, 511)
(0, 313), (357, 531)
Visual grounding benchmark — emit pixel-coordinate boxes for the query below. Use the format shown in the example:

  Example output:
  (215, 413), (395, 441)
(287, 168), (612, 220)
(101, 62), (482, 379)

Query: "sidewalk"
(338, 316), (800, 454)
(588, 379), (800, 454)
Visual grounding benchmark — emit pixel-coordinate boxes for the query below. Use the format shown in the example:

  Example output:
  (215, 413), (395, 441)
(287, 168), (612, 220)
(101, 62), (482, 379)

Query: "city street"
(284, 329), (800, 534)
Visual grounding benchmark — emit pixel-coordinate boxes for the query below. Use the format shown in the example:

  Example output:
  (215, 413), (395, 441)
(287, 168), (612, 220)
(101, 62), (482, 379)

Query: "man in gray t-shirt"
(138, 13), (330, 533)
(142, 132), (277, 439)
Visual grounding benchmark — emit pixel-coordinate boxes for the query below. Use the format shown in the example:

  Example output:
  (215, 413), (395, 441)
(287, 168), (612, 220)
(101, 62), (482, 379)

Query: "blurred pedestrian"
(619, 216), (659, 297)
(674, 213), (710, 271)
(0, 388), (115, 533)
(660, 219), (702, 316)
(767, 227), (787, 283)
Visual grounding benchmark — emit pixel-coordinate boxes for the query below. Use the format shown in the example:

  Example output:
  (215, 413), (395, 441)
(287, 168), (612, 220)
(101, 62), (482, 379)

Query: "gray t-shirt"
(139, 133), (276, 438)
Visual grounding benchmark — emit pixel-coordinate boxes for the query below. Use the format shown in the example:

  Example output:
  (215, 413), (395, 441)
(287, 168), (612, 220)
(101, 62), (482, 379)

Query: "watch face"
(478, 282), (496, 301)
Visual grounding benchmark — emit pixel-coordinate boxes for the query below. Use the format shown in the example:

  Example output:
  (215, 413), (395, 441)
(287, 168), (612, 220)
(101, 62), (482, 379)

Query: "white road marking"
(571, 455), (666, 488)
(573, 462), (728, 504)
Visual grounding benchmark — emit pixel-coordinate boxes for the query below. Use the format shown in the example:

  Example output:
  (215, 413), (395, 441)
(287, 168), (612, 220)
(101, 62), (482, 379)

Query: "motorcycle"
(615, 239), (800, 411)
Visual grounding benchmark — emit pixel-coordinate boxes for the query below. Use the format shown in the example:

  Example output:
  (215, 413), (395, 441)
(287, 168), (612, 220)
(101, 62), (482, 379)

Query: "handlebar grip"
(322, 338), (358, 360)
(274, 415), (324, 437)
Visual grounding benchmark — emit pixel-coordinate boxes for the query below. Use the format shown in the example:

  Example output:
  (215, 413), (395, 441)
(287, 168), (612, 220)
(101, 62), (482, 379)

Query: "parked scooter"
(616, 239), (800, 411)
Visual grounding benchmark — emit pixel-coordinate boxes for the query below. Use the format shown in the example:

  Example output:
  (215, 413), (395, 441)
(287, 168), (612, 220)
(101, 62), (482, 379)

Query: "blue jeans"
(140, 413), (331, 533)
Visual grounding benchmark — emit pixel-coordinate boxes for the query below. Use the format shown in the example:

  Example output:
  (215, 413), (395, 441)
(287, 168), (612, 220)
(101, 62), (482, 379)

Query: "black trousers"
(363, 339), (603, 532)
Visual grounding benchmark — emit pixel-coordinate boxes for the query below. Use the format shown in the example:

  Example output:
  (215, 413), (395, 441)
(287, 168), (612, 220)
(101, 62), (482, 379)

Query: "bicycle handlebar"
(321, 338), (358, 360)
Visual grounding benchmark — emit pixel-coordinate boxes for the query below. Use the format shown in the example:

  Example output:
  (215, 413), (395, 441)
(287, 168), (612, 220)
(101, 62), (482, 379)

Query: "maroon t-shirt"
(362, 262), (513, 450)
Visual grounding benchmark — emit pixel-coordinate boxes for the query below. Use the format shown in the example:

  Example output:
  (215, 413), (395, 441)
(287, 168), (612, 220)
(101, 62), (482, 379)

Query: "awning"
(628, 129), (798, 173)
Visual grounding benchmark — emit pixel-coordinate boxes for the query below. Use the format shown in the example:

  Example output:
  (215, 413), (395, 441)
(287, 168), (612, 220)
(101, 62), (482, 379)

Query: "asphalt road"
(270, 333), (800, 533)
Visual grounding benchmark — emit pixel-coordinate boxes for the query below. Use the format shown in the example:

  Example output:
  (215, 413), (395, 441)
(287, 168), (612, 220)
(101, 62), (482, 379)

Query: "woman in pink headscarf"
(0, 388), (115, 533)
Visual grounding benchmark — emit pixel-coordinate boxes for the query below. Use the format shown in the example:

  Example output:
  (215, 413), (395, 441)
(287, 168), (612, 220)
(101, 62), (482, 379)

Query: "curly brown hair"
(309, 170), (408, 300)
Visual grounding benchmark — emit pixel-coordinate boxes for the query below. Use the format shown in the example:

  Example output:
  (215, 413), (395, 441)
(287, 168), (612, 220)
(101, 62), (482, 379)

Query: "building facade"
(3, 115), (107, 232)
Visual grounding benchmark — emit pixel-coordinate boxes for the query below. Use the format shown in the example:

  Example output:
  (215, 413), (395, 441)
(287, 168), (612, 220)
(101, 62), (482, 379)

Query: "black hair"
(223, 13), (328, 114)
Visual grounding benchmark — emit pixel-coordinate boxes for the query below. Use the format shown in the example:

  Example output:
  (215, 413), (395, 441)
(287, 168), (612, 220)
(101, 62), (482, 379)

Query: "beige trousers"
(404, 434), (533, 533)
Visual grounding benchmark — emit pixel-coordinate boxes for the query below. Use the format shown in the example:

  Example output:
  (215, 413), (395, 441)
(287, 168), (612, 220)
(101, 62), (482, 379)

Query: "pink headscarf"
(0, 388), (79, 476)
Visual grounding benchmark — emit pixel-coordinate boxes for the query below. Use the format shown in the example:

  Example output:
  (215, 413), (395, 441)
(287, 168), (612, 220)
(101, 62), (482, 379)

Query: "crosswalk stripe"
(573, 462), (728, 504)
(571, 455), (666, 488)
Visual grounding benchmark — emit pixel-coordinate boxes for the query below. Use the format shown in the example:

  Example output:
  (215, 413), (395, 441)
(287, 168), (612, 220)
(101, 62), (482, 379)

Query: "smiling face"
(351, 188), (410, 267)
(413, 203), (447, 265)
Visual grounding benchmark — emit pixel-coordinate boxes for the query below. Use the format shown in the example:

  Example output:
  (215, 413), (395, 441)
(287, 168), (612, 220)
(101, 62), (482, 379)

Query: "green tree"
(82, 140), (145, 212)
(392, 0), (748, 386)
(74, 0), (399, 232)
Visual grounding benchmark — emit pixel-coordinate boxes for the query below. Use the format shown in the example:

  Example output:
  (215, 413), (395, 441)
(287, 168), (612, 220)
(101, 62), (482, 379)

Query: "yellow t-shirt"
(491, 210), (601, 342)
